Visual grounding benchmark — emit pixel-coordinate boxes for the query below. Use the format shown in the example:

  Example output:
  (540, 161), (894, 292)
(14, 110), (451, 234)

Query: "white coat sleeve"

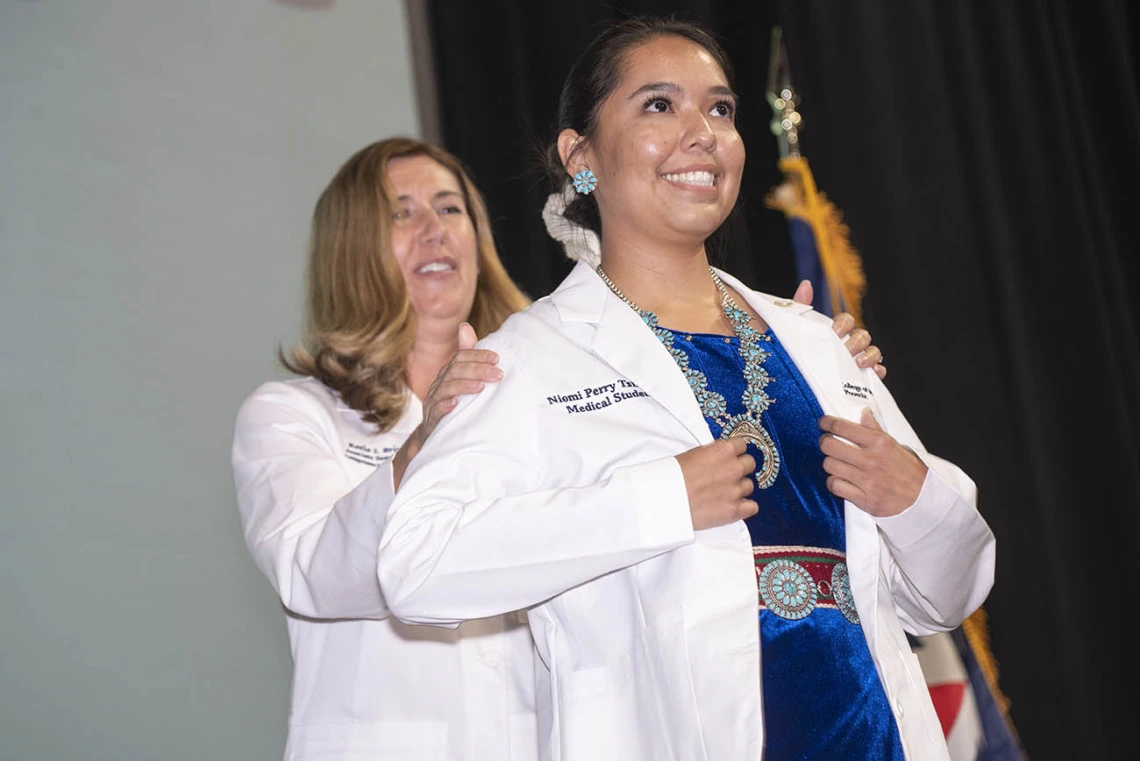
(860, 365), (996, 634)
(378, 343), (696, 627)
(232, 382), (395, 620)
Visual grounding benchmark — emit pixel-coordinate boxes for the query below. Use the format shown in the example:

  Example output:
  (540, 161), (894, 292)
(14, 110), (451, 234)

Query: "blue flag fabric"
(952, 628), (1028, 760)
(787, 216), (835, 316)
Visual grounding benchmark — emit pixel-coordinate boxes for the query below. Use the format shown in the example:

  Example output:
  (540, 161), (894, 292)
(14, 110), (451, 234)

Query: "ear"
(557, 129), (588, 175)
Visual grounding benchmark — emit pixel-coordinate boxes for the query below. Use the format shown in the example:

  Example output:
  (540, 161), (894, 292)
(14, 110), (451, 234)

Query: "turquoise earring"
(573, 168), (597, 195)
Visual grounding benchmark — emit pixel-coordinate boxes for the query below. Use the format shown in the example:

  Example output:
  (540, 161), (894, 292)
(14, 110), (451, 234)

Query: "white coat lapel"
(550, 263), (713, 445)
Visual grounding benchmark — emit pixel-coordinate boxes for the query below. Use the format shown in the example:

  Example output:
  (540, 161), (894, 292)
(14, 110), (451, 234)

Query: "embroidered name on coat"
(842, 382), (872, 400)
(344, 442), (399, 467)
(547, 379), (649, 414)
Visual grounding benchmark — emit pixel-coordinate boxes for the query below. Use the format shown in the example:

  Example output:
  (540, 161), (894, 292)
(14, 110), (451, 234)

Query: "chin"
(411, 295), (476, 325)
(668, 214), (731, 241)
(415, 302), (467, 319)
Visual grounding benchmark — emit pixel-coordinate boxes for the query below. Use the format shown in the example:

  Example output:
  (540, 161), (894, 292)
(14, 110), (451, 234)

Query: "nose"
(686, 111), (717, 152)
(417, 210), (447, 245)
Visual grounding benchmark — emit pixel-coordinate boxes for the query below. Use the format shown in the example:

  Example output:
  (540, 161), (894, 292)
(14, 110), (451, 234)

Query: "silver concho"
(758, 559), (816, 620)
(831, 562), (860, 624)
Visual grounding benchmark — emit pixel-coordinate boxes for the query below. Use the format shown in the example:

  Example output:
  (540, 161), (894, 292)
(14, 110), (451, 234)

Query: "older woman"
(379, 18), (994, 761)
(230, 138), (536, 761)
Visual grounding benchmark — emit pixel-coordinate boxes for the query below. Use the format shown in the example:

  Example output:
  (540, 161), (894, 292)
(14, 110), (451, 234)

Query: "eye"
(643, 95), (673, 113)
(392, 208), (412, 222)
(711, 100), (736, 119)
(439, 203), (466, 216)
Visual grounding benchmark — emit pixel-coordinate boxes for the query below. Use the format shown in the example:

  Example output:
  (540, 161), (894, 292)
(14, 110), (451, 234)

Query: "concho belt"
(753, 545), (859, 624)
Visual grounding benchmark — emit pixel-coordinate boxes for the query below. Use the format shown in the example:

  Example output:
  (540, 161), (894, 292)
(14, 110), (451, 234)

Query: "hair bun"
(542, 185), (601, 267)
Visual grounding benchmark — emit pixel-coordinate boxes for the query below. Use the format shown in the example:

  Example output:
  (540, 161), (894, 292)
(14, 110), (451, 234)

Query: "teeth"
(416, 262), (455, 274)
(662, 171), (716, 187)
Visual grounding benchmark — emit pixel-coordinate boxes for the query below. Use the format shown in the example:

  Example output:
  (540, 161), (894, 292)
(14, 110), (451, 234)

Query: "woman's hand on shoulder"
(418, 323), (503, 441)
(793, 280), (886, 380)
(818, 408), (927, 517)
(393, 323), (503, 488)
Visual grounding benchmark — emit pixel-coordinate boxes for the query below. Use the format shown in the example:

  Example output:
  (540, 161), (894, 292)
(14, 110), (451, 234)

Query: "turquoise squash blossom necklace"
(595, 265), (782, 489)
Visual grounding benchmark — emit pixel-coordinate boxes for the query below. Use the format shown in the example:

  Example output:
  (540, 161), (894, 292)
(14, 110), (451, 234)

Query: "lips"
(660, 169), (717, 188)
(414, 257), (457, 274)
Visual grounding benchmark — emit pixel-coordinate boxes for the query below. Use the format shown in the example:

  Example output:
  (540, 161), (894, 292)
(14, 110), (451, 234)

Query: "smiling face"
(570, 34), (745, 248)
(386, 154), (479, 325)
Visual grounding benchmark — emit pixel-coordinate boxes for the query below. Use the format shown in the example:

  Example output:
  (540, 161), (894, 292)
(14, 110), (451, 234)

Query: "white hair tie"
(542, 184), (601, 267)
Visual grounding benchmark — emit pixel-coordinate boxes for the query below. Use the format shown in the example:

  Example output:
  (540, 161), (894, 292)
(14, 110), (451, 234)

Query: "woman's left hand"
(392, 323), (502, 489)
(818, 408), (927, 517)
(793, 279), (886, 380)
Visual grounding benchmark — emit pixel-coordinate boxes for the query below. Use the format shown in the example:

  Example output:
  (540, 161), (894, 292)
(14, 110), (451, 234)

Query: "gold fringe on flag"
(962, 607), (1012, 715)
(765, 156), (867, 327)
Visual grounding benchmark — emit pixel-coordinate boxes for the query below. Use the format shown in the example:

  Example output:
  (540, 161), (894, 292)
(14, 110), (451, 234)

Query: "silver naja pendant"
(724, 417), (781, 489)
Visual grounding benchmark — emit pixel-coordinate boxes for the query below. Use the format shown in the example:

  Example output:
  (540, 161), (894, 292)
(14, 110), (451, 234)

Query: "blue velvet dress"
(660, 326), (905, 761)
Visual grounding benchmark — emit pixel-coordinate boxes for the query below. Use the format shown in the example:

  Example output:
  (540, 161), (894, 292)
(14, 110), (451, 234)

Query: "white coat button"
(894, 698), (905, 718)
(482, 650), (502, 668)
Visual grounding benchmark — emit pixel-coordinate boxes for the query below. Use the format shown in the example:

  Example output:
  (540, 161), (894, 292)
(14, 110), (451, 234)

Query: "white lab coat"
(378, 261), (995, 761)
(232, 378), (538, 761)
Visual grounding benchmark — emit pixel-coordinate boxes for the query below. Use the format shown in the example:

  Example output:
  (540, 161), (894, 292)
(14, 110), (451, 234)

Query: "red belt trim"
(753, 545), (846, 611)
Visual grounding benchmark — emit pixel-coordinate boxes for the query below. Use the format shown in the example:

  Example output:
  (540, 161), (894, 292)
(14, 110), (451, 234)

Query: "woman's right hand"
(676, 438), (758, 530)
(393, 323), (502, 488)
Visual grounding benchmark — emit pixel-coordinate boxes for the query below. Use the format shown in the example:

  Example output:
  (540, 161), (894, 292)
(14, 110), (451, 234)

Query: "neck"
(404, 319), (461, 401)
(598, 230), (728, 334)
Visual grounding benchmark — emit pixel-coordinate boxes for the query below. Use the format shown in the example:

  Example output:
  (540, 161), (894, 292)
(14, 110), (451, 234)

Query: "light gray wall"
(0, 2), (422, 759)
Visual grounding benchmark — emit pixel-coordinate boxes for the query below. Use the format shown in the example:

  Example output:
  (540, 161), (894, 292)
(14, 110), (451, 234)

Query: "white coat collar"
(549, 263), (838, 394)
(547, 260), (848, 429)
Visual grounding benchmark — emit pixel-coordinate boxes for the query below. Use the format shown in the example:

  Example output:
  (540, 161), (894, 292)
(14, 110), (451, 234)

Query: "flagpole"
(766, 28), (865, 323)
(767, 26), (802, 161)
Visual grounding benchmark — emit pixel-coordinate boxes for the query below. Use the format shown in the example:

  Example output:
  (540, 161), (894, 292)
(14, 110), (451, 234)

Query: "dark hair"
(543, 15), (741, 256)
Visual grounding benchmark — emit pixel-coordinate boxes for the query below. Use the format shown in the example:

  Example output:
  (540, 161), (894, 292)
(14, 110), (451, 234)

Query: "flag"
(765, 155), (867, 325)
(765, 26), (1027, 759)
(907, 612), (1028, 760)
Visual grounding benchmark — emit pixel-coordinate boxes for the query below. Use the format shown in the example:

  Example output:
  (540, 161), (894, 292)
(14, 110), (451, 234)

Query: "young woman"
(379, 18), (994, 761)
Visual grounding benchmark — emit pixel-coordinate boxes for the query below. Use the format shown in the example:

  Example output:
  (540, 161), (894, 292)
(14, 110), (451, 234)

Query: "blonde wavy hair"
(283, 137), (531, 432)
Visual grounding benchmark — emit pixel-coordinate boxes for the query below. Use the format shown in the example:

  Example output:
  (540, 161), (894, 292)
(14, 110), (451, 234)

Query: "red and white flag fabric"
(909, 623), (1028, 761)
(912, 632), (984, 759)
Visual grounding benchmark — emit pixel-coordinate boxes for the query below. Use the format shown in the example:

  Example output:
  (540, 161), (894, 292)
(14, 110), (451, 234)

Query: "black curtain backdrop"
(425, 2), (1140, 759)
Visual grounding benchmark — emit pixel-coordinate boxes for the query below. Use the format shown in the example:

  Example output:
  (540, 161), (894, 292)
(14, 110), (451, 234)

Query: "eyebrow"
(396, 190), (464, 203)
(626, 81), (739, 102)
